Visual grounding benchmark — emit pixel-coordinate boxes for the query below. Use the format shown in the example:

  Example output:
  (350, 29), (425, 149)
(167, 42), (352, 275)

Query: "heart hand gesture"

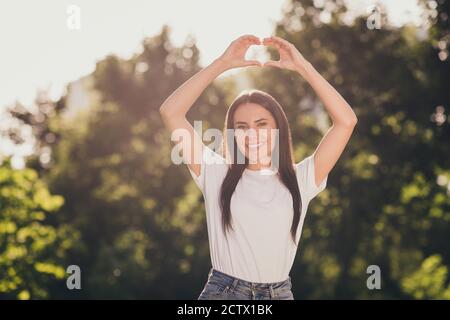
(216, 35), (309, 74)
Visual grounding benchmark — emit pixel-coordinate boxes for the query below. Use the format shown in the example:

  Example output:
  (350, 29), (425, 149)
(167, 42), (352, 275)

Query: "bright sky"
(0, 0), (423, 109)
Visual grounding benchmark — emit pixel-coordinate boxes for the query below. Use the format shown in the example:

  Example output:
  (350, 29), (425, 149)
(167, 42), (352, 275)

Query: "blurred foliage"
(401, 255), (450, 299)
(0, 159), (78, 299)
(1, 1), (449, 299)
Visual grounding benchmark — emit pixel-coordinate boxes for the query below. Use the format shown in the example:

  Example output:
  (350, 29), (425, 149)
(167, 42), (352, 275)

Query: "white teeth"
(248, 142), (264, 149)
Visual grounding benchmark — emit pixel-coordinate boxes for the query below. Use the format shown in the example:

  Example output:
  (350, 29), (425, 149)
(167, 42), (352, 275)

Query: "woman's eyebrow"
(234, 118), (268, 126)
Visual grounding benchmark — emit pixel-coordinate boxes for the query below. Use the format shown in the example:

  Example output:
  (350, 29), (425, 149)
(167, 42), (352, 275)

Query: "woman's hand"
(262, 36), (310, 73)
(217, 35), (262, 70)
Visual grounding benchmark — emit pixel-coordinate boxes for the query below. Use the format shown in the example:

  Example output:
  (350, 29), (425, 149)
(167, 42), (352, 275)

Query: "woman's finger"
(263, 38), (282, 51)
(264, 37), (289, 52)
(243, 60), (262, 67)
(246, 35), (261, 42)
(246, 39), (262, 46)
(263, 60), (281, 68)
(264, 39), (291, 57)
(272, 36), (293, 48)
(240, 35), (261, 44)
(235, 37), (260, 49)
(262, 37), (276, 45)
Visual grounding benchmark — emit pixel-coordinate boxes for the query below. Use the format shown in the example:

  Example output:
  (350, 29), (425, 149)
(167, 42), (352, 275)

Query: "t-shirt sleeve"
(187, 144), (226, 193)
(295, 153), (328, 202)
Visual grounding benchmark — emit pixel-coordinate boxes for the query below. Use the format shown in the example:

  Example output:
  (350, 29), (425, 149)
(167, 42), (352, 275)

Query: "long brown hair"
(219, 89), (303, 245)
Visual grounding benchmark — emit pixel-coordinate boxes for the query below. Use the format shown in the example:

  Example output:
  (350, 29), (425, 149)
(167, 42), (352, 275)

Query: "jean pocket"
(203, 281), (230, 296)
(198, 284), (230, 300)
(275, 289), (294, 300)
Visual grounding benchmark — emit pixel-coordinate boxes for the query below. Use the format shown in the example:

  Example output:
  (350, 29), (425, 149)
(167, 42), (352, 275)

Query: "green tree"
(0, 158), (78, 299)
(401, 255), (450, 299)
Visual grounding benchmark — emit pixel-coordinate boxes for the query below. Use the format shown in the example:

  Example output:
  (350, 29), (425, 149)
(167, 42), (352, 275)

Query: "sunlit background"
(0, 0), (425, 167)
(1, 0), (422, 106)
(0, 0), (449, 300)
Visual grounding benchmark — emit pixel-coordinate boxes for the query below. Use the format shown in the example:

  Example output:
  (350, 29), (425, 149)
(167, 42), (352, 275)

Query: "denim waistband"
(208, 268), (291, 289)
(204, 268), (292, 299)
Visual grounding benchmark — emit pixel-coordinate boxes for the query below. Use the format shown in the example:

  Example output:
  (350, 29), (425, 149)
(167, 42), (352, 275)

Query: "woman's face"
(233, 103), (278, 166)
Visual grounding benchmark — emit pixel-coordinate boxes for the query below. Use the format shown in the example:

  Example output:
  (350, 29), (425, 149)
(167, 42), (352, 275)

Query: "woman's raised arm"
(159, 35), (261, 177)
(263, 35), (358, 188)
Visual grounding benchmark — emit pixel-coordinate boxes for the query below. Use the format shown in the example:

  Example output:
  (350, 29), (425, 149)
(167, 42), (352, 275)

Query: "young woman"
(160, 34), (357, 300)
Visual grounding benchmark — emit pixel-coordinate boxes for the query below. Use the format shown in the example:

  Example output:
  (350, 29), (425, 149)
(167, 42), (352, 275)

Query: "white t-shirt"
(188, 145), (328, 283)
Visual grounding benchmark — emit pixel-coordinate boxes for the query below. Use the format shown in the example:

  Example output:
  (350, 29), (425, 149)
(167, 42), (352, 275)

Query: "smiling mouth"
(247, 142), (264, 149)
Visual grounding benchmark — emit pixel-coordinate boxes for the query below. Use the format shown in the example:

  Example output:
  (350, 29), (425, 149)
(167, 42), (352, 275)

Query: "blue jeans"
(198, 268), (294, 300)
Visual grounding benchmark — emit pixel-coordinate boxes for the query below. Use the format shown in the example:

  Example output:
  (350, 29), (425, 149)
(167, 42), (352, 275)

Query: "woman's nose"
(246, 128), (259, 143)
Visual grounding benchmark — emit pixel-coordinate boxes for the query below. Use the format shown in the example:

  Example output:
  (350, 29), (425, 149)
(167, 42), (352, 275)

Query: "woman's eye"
(258, 123), (267, 127)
